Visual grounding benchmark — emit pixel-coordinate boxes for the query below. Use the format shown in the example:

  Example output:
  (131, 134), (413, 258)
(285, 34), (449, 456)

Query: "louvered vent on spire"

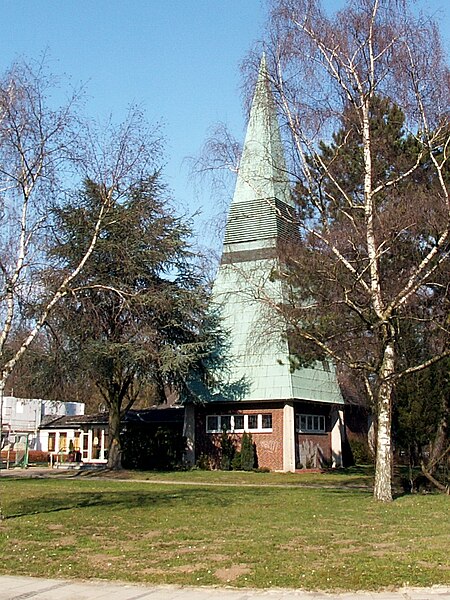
(223, 55), (295, 251)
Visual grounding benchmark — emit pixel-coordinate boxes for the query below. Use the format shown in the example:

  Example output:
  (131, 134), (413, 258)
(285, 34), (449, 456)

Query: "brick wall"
(194, 401), (337, 471)
(295, 432), (331, 467)
(195, 402), (285, 470)
(294, 402), (332, 468)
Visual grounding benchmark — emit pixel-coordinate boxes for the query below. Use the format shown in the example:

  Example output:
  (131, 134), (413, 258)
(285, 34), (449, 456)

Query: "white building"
(39, 414), (109, 465)
(0, 395), (85, 451)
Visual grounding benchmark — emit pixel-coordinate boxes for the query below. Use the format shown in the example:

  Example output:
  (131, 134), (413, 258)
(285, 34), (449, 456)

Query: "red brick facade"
(194, 401), (334, 471)
(294, 401), (332, 468)
(195, 402), (285, 470)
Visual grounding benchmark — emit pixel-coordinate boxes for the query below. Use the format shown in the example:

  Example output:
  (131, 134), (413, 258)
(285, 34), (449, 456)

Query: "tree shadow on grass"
(4, 485), (258, 520)
(4, 481), (372, 520)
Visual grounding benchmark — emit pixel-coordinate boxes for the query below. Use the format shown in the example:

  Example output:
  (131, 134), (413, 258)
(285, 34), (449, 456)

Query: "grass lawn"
(106, 465), (376, 487)
(0, 473), (448, 591)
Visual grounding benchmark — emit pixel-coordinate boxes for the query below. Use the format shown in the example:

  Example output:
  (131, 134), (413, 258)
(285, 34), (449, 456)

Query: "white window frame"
(206, 413), (273, 433)
(296, 414), (326, 434)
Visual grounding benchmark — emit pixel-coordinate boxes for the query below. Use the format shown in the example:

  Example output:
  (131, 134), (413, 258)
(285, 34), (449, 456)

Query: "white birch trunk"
(373, 340), (395, 502)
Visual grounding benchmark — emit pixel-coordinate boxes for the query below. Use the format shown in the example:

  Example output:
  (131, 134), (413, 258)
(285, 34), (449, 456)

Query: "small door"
(82, 431), (89, 460)
(92, 428), (102, 460)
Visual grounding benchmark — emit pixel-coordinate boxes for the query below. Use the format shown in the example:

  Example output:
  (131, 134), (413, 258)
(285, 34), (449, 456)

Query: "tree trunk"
(428, 404), (448, 470)
(107, 400), (122, 470)
(420, 460), (449, 494)
(373, 341), (395, 502)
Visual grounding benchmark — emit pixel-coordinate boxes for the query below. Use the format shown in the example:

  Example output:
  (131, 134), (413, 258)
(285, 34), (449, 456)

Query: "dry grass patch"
(0, 476), (448, 591)
(214, 565), (251, 582)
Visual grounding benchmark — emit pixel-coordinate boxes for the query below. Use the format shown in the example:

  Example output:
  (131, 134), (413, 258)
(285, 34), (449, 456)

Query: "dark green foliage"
(121, 426), (186, 471)
(286, 97), (446, 373)
(37, 175), (246, 469)
(283, 99), (450, 490)
(394, 359), (449, 467)
(220, 429), (235, 471)
(348, 437), (373, 465)
(43, 175), (213, 468)
(240, 432), (255, 471)
(47, 175), (208, 397)
(231, 451), (242, 470)
(195, 454), (212, 470)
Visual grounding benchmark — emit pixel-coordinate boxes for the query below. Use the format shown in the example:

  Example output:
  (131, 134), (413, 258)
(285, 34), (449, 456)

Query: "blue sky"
(1, 0), (449, 247)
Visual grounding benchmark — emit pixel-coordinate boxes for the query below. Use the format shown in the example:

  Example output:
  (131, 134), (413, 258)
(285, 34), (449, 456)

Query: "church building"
(184, 57), (345, 471)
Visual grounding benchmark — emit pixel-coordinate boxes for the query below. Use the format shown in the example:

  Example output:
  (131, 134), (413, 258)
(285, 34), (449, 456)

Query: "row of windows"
(296, 414), (326, 433)
(47, 429), (109, 460)
(206, 414), (272, 433)
(205, 413), (326, 434)
(48, 432), (80, 452)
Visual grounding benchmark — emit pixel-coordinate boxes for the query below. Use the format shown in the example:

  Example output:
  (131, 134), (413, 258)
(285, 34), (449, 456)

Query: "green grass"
(0, 475), (448, 591)
(84, 465), (376, 488)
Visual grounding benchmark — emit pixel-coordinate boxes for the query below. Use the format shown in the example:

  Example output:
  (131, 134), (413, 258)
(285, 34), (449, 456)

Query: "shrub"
(240, 432), (255, 471)
(121, 425), (186, 470)
(231, 451), (242, 470)
(348, 437), (373, 465)
(220, 429), (235, 470)
(1, 450), (50, 466)
(195, 454), (212, 470)
(25, 450), (50, 464)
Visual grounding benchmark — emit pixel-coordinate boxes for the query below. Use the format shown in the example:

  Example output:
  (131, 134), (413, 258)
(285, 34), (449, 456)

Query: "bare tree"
(190, 122), (242, 251)
(0, 59), (162, 405)
(258, 0), (450, 501)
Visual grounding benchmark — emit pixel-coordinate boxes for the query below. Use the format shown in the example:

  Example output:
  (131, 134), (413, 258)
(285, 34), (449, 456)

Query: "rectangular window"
(296, 414), (325, 433)
(92, 428), (101, 459)
(48, 432), (56, 452)
(221, 415), (232, 432)
(73, 432), (81, 451)
(59, 432), (67, 452)
(261, 414), (272, 429)
(82, 431), (89, 460)
(247, 415), (258, 430)
(206, 415), (219, 432)
(103, 433), (109, 460)
(233, 415), (244, 430)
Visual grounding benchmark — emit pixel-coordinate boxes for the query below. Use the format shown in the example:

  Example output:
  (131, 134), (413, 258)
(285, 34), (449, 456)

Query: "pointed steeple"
(212, 55), (343, 420)
(193, 54), (344, 474)
(232, 54), (292, 207)
(223, 55), (295, 256)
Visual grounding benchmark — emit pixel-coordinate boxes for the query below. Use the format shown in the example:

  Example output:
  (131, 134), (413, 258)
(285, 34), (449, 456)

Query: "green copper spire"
(213, 55), (343, 407)
(232, 54), (292, 208)
(223, 55), (296, 256)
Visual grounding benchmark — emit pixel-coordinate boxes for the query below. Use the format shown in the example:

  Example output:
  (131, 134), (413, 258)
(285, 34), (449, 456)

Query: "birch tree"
(261, 0), (450, 501)
(0, 59), (161, 404)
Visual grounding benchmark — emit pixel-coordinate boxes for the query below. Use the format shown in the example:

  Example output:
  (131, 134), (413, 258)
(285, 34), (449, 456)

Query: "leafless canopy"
(0, 58), (162, 392)
(249, 0), (449, 500)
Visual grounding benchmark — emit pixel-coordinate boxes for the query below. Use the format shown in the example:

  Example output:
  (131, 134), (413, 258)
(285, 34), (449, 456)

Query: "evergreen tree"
(240, 432), (255, 471)
(44, 175), (212, 469)
(280, 96), (450, 498)
(258, 0), (450, 501)
(220, 429), (235, 471)
(394, 356), (449, 491)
